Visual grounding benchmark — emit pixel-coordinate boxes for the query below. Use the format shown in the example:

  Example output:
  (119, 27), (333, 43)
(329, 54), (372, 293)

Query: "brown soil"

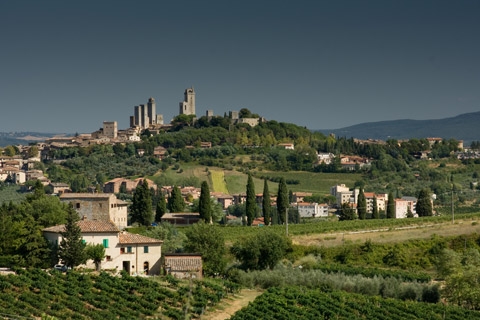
(292, 219), (480, 247)
(202, 289), (262, 320)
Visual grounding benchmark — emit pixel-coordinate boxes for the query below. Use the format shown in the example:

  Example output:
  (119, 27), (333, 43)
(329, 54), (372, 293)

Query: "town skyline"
(1, 1), (479, 133)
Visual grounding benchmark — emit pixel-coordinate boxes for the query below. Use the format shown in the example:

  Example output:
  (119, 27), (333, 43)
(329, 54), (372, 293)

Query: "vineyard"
(230, 286), (480, 320)
(0, 268), (237, 319)
(218, 212), (480, 243)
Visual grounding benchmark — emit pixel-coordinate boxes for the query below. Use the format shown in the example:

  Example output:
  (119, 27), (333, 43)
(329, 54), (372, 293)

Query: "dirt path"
(202, 289), (262, 320)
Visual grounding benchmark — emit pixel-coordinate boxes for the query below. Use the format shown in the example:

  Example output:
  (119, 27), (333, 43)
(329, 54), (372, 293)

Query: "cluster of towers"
(130, 97), (163, 129)
(130, 87), (196, 130)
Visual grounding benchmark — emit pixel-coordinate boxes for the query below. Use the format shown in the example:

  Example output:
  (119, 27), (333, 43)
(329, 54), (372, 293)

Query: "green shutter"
(82, 239), (86, 244)
(103, 239), (109, 248)
(127, 246), (132, 253)
(144, 246), (149, 253)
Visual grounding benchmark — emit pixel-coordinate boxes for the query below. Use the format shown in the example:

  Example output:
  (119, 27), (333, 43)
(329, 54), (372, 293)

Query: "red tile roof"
(43, 220), (119, 233)
(119, 232), (162, 244)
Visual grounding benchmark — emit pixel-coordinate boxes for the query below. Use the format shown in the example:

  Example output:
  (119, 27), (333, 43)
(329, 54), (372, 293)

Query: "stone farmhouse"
(60, 193), (128, 229)
(164, 254), (202, 279)
(103, 177), (157, 194)
(43, 219), (162, 275)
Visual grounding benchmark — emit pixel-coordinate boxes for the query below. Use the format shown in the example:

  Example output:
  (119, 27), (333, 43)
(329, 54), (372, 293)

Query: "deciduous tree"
(85, 243), (106, 271)
(231, 229), (291, 270)
(184, 222), (226, 276)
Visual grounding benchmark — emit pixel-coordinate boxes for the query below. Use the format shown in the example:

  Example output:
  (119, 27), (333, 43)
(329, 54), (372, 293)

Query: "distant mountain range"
(318, 111), (480, 144)
(0, 132), (59, 147)
(1, 111), (479, 148)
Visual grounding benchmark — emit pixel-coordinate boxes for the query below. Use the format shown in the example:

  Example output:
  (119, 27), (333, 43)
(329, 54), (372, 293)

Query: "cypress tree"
(387, 192), (396, 219)
(130, 179), (153, 226)
(277, 178), (289, 224)
(372, 196), (379, 219)
(246, 174), (256, 226)
(168, 186), (185, 213)
(155, 192), (167, 222)
(199, 181), (212, 223)
(339, 202), (356, 221)
(357, 188), (367, 220)
(262, 179), (271, 226)
(417, 189), (433, 217)
(58, 206), (86, 269)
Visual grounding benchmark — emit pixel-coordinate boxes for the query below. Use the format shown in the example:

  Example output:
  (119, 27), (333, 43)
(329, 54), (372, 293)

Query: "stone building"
(59, 193), (128, 229)
(179, 87), (196, 116)
(43, 220), (163, 275)
(103, 121), (118, 139)
(164, 254), (202, 279)
(131, 97), (163, 129)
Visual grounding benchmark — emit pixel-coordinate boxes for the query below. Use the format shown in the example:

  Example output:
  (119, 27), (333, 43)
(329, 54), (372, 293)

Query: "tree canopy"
(184, 222), (226, 276)
(231, 229), (291, 270)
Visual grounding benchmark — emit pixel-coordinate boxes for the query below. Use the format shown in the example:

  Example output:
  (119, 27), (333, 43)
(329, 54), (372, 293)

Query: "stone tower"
(179, 87), (196, 116)
(147, 97), (156, 125)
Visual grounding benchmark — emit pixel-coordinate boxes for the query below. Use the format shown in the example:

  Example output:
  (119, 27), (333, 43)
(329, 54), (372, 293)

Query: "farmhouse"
(43, 219), (163, 275)
(59, 193), (128, 229)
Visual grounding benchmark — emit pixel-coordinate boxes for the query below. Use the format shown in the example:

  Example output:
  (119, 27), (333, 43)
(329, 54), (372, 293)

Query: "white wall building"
(43, 220), (162, 275)
(297, 202), (329, 218)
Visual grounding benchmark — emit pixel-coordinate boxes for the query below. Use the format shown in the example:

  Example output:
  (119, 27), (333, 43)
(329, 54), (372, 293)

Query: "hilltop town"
(2, 87), (480, 319)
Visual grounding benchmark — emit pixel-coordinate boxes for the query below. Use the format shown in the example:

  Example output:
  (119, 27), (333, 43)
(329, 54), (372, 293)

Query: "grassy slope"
(153, 163), (360, 196)
(210, 169), (229, 193)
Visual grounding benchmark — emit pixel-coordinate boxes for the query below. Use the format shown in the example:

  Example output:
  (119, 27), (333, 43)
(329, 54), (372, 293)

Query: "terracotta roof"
(119, 232), (162, 244)
(43, 220), (119, 233)
(60, 193), (114, 199)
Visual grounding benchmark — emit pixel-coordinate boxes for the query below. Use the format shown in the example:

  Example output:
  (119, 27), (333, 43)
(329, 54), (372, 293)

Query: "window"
(127, 246), (132, 253)
(106, 255), (112, 261)
(120, 247), (125, 254)
(103, 239), (109, 248)
(76, 203), (80, 209)
(144, 246), (149, 253)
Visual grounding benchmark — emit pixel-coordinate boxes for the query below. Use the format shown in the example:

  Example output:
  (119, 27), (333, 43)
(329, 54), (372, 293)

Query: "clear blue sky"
(1, 0), (479, 133)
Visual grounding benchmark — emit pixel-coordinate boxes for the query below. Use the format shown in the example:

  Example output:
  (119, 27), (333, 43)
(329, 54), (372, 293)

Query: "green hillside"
(151, 164), (360, 195)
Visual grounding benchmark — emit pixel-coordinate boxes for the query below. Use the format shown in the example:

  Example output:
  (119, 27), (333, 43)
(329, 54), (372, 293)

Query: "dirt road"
(202, 289), (262, 320)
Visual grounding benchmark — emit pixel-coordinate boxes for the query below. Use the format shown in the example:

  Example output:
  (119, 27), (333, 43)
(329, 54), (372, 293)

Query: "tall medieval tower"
(147, 97), (156, 124)
(179, 87), (196, 116)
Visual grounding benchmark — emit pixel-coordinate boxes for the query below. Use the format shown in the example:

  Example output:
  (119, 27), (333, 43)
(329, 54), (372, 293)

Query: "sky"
(1, 0), (479, 133)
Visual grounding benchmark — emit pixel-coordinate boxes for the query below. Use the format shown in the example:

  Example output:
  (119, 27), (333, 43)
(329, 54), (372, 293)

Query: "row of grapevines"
(230, 286), (480, 320)
(0, 268), (230, 319)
